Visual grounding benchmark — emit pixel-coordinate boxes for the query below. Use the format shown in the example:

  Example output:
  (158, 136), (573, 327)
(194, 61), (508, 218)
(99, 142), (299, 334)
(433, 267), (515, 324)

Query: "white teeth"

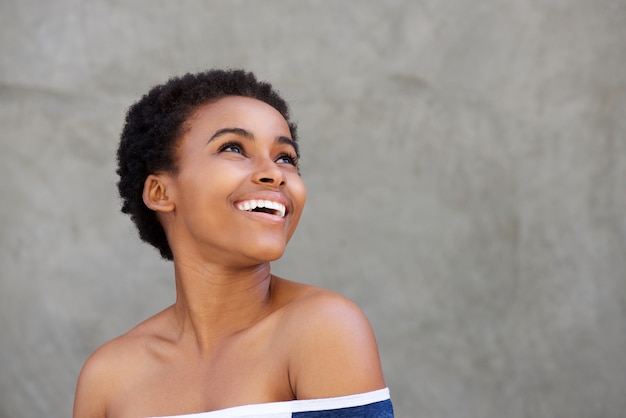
(236, 199), (286, 217)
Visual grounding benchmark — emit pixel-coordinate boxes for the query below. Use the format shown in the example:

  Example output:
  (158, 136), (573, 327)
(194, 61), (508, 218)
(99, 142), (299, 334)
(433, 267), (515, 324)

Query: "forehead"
(185, 96), (291, 136)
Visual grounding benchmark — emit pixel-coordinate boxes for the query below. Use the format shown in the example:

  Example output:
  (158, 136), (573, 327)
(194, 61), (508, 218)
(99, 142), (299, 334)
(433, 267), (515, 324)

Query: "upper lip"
(234, 194), (289, 218)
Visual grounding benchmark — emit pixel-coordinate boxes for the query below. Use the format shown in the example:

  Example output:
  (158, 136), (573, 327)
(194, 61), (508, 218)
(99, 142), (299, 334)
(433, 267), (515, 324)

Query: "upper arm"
(287, 292), (386, 399)
(73, 343), (118, 418)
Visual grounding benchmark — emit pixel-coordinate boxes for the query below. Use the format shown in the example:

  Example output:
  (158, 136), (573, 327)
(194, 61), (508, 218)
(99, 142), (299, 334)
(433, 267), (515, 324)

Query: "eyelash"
(276, 153), (299, 166)
(218, 141), (245, 155)
(217, 141), (299, 167)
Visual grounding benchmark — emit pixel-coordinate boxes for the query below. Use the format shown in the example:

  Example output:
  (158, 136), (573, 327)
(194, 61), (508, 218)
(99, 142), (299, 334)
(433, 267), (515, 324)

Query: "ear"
(142, 174), (175, 213)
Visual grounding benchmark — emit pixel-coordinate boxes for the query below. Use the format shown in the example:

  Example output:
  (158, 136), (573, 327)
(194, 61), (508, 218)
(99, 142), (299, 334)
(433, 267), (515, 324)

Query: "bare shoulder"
(72, 312), (168, 417)
(73, 335), (126, 417)
(276, 278), (374, 335)
(272, 277), (386, 399)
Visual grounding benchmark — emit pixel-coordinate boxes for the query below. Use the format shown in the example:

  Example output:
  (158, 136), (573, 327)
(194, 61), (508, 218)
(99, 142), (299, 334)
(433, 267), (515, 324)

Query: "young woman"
(73, 69), (394, 417)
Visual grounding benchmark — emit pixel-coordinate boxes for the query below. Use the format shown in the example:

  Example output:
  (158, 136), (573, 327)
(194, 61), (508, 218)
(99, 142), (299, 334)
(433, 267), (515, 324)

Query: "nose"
(253, 157), (286, 187)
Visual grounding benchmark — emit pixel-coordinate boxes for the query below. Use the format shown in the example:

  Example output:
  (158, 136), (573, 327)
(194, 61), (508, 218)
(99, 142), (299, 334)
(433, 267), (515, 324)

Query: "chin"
(245, 237), (289, 263)
(255, 246), (287, 263)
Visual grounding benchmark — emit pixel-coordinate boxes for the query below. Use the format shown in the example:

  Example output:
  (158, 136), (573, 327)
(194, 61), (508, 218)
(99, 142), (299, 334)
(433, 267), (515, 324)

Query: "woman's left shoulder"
(273, 277), (386, 399)
(273, 277), (371, 332)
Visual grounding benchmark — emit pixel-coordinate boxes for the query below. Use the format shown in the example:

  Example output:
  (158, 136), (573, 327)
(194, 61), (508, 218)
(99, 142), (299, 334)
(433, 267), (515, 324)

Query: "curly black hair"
(116, 69), (298, 261)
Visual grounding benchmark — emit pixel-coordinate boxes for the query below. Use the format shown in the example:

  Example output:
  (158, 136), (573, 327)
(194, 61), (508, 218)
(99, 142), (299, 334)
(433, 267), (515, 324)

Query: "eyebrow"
(208, 127), (298, 153)
(208, 127), (253, 143)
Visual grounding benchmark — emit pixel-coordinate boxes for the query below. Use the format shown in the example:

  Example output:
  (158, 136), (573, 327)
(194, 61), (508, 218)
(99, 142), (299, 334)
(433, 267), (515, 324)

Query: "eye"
(275, 153), (298, 166)
(218, 142), (245, 155)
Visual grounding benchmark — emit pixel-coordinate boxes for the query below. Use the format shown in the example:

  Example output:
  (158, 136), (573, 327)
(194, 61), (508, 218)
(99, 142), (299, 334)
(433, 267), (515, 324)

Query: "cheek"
(179, 161), (239, 196)
(291, 176), (307, 211)
(287, 177), (307, 238)
(175, 172), (231, 216)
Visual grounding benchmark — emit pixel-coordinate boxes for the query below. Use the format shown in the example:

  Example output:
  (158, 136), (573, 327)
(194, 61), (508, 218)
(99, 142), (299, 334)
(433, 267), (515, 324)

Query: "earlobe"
(142, 174), (175, 212)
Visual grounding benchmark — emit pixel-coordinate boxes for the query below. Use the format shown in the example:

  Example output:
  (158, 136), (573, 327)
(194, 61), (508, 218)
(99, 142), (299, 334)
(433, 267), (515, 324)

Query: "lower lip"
(238, 210), (286, 224)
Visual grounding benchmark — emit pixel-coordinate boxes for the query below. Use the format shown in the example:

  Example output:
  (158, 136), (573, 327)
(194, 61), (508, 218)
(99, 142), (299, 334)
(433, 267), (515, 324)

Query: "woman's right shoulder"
(79, 329), (142, 376)
(73, 312), (169, 417)
(73, 333), (134, 417)
(75, 328), (144, 391)
(81, 310), (167, 371)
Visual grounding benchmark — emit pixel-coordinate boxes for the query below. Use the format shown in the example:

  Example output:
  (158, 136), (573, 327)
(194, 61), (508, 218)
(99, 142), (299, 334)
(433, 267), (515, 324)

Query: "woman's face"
(162, 96), (306, 266)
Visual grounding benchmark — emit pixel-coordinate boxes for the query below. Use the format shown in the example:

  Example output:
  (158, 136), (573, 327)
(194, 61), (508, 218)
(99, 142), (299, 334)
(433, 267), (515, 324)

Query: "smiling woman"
(72, 69), (394, 418)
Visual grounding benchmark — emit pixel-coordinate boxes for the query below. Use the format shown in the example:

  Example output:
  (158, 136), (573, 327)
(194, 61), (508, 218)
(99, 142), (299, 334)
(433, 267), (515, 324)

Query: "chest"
(108, 334), (294, 417)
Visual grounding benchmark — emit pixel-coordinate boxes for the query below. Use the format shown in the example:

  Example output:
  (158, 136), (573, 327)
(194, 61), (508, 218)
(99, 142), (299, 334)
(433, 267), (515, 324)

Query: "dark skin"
(73, 97), (386, 417)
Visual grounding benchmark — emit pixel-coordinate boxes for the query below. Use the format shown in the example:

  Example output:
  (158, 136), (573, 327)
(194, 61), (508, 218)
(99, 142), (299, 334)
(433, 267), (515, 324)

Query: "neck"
(171, 258), (273, 351)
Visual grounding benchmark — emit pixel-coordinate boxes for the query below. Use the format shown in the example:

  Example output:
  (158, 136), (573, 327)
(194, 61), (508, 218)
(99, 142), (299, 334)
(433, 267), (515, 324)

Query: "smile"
(236, 199), (286, 218)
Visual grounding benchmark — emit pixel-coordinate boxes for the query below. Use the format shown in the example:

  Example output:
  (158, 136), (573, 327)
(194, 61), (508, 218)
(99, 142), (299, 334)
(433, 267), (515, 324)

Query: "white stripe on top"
(149, 387), (391, 418)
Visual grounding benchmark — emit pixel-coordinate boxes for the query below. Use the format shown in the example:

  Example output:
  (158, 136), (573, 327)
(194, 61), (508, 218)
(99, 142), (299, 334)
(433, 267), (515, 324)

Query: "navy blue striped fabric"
(150, 388), (394, 417)
(292, 399), (394, 418)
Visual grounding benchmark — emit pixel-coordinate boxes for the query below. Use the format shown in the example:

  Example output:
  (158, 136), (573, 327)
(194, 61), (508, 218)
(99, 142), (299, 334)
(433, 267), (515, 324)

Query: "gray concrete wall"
(1, 1), (625, 417)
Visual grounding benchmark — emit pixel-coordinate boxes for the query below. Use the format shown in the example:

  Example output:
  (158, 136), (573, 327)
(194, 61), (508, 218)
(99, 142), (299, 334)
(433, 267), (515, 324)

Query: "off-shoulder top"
(149, 387), (394, 418)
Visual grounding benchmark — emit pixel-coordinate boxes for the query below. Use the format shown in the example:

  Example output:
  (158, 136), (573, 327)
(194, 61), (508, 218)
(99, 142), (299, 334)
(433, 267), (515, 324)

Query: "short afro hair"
(116, 69), (298, 261)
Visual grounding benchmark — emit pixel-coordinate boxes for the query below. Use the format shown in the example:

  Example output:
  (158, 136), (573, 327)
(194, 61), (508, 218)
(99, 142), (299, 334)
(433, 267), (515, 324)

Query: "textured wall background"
(1, 1), (625, 417)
